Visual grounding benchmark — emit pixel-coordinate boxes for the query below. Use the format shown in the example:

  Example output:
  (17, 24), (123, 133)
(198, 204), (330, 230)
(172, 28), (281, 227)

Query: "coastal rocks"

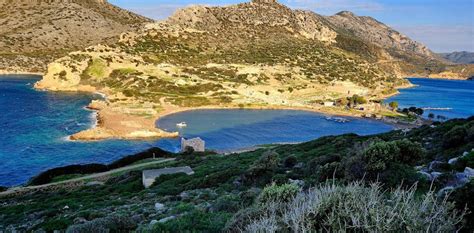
(34, 56), (92, 92)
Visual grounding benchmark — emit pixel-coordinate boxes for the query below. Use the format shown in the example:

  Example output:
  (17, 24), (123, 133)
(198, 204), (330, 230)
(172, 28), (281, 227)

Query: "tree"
(389, 101), (399, 110)
(363, 141), (399, 171)
(443, 126), (467, 148)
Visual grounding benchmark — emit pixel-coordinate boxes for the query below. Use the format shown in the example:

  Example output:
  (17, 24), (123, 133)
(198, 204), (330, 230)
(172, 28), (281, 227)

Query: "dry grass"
(241, 181), (465, 232)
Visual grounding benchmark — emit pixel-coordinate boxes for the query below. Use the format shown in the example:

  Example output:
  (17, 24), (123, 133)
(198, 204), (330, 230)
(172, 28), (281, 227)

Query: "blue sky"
(110, 0), (474, 52)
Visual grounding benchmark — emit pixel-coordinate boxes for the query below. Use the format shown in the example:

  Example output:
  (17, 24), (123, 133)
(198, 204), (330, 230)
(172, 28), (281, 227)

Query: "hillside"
(441, 51), (474, 64)
(34, 0), (413, 141)
(0, 0), (152, 73)
(1, 117), (473, 232)
(32, 0), (474, 141)
(327, 11), (434, 58)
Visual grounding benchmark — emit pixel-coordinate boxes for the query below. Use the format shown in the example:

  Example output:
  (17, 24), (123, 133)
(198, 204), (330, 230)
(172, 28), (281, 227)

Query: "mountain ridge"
(440, 51), (474, 64)
(0, 0), (152, 73)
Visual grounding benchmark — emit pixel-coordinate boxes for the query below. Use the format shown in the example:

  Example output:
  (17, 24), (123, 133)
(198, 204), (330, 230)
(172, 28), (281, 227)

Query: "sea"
(0, 75), (472, 187)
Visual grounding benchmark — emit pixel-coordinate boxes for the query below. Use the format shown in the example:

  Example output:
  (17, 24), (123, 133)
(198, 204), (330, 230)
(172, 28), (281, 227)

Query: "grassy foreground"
(1, 117), (473, 232)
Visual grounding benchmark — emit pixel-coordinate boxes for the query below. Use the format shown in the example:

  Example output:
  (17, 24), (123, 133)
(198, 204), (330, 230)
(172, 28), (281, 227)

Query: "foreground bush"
(238, 182), (464, 232)
(257, 183), (300, 205)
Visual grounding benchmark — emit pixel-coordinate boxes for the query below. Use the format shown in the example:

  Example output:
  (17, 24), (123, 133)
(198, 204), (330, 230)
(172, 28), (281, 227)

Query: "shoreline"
(31, 75), (432, 142)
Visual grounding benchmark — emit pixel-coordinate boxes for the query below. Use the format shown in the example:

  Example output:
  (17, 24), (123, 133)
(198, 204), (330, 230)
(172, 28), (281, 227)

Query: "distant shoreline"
(0, 70), (43, 76)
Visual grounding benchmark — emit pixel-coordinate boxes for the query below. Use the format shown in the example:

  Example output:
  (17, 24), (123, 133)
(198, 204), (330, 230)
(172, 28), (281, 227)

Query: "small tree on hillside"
(389, 101), (399, 110)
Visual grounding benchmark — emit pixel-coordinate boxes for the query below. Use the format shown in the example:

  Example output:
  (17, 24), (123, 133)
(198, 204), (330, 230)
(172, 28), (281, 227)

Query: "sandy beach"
(30, 74), (426, 142)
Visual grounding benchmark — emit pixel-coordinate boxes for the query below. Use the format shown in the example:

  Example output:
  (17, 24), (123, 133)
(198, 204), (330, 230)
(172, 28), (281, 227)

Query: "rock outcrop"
(327, 11), (434, 59)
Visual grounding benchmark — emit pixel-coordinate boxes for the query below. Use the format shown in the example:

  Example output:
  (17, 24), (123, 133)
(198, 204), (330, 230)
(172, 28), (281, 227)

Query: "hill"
(441, 51), (474, 64)
(0, 0), (152, 73)
(33, 0), (474, 141)
(1, 117), (473, 231)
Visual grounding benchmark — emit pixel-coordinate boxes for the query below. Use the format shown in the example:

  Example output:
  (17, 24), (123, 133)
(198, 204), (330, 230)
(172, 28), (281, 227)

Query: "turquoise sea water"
(0, 75), (397, 187)
(387, 78), (474, 119)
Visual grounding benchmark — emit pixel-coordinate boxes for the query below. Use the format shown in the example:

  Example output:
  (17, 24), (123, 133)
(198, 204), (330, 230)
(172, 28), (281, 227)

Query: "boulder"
(158, 216), (176, 223)
(149, 220), (159, 226)
(454, 172), (470, 187)
(289, 179), (305, 187)
(448, 157), (459, 165)
(430, 172), (443, 180)
(464, 167), (474, 177)
(154, 203), (165, 211)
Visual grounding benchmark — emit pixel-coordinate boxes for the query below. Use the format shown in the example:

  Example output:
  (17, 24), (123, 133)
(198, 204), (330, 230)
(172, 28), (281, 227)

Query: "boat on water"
(325, 117), (350, 123)
(176, 122), (187, 128)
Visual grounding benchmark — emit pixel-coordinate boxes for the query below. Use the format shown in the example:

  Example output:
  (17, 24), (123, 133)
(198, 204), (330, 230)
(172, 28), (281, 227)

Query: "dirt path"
(0, 158), (176, 197)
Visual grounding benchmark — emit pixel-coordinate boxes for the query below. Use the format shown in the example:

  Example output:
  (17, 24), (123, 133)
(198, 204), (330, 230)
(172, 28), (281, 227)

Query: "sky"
(109, 0), (474, 53)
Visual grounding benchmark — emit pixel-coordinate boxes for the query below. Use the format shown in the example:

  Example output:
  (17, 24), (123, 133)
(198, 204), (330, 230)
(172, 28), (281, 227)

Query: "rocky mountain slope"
(327, 11), (434, 59)
(0, 0), (152, 73)
(441, 51), (474, 64)
(34, 0), (473, 140)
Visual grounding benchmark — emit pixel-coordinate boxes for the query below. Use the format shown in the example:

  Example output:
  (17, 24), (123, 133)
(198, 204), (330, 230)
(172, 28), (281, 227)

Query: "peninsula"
(33, 0), (474, 140)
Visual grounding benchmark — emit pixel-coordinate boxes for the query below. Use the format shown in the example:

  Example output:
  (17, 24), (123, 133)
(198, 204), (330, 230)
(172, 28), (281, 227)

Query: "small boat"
(326, 116), (349, 123)
(333, 117), (349, 123)
(176, 122), (187, 128)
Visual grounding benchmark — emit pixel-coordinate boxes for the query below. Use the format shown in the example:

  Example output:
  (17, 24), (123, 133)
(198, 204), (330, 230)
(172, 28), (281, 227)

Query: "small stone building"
(181, 137), (205, 152)
(142, 166), (195, 188)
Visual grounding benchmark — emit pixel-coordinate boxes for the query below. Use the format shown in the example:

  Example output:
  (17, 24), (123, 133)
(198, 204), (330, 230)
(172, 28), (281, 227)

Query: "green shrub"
(389, 101), (399, 110)
(443, 126), (467, 148)
(242, 182), (465, 232)
(450, 180), (474, 233)
(393, 139), (425, 165)
(214, 195), (241, 212)
(283, 155), (297, 168)
(40, 217), (73, 231)
(455, 152), (474, 170)
(467, 125), (474, 141)
(66, 215), (136, 233)
(258, 183), (300, 205)
(363, 141), (399, 171)
(152, 211), (231, 233)
(243, 151), (280, 186)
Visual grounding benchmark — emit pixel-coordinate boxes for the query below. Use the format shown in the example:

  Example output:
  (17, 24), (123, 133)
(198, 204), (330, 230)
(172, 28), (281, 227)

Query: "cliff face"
(327, 11), (434, 59)
(0, 0), (152, 73)
(166, 1), (337, 43)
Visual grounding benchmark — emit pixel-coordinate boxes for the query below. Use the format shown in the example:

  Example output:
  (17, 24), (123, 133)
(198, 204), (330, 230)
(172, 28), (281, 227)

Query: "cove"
(0, 75), (394, 187)
(387, 78), (474, 119)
